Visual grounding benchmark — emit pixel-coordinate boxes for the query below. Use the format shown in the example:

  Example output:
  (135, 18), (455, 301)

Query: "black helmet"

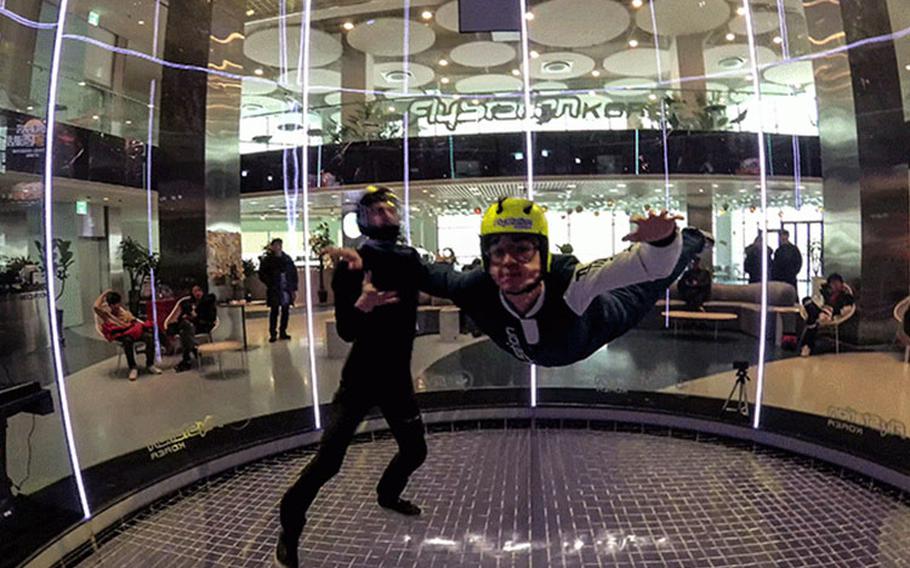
(357, 185), (401, 241)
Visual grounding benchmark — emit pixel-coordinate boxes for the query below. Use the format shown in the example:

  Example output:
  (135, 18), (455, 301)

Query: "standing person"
(330, 197), (709, 367)
(167, 284), (217, 372)
(677, 256), (712, 310)
(771, 229), (803, 292)
(799, 273), (854, 357)
(743, 232), (772, 284)
(275, 187), (427, 568)
(93, 290), (162, 381)
(259, 238), (298, 343)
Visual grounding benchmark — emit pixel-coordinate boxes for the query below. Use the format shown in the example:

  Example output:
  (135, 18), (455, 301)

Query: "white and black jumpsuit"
(420, 228), (707, 367)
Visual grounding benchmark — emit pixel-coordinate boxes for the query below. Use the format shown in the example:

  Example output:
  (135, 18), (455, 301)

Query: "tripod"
(722, 366), (751, 417)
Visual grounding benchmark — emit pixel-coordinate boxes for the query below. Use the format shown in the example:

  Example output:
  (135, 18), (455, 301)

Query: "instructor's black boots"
(273, 529), (299, 568)
(378, 496), (422, 516)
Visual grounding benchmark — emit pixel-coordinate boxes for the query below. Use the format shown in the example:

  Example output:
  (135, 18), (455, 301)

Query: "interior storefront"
(1, 0), (909, 566)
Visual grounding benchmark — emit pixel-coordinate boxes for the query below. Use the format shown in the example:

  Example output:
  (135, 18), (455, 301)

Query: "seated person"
(94, 290), (161, 380)
(167, 284), (217, 372)
(799, 273), (855, 357)
(677, 256), (712, 310)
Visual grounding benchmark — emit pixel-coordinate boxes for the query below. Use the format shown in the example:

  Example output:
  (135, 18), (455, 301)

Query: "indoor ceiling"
(239, 175), (823, 221)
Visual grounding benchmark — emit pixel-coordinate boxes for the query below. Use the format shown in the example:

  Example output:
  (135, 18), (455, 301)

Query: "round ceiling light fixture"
(542, 60), (572, 74)
(383, 70), (416, 83)
(718, 56), (745, 69)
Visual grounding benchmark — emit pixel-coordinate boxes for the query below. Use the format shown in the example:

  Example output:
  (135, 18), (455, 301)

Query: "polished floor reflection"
(8, 308), (910, 497)
(70, 427), (910, 567)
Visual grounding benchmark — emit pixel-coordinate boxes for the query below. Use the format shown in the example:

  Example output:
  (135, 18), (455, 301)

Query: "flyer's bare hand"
(623, 210), (683, 243)
(325, 247), (363, 271)
(354, 271), (399, 313)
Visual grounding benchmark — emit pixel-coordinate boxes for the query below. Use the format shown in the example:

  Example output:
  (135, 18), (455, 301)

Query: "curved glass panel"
(0, 1), (84, 565)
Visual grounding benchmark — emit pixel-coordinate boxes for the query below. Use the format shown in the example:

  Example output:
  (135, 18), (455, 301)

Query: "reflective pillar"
(806, 0), (910, 343)
(157, 0), (243, 291)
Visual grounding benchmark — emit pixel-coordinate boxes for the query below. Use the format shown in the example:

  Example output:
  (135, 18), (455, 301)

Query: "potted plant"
(241, 258), (257, 302)
(119, 237), (159, 315)
(34, 238), (74, 336)
(309, 222), (334, 304)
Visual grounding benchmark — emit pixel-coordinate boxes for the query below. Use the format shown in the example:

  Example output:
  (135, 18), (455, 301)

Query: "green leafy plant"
(242, 258), (257, 279)
(327, 100), (404, 146)
(647, 92), (747, 132)
(309, 222), (335, 301)
(119, 236), (159, 300)
(558, 243), (574, 255)
(34, 239), (74, 300)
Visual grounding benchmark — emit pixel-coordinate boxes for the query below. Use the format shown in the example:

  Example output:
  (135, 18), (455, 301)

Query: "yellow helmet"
(480, 197), (551, 272)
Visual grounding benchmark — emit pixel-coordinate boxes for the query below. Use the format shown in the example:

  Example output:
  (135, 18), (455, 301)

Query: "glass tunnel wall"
(1, 0), (909, 565)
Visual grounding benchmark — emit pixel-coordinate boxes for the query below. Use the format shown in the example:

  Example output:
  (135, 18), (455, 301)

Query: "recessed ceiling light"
(591, 70), (601, 77)
(254, 68), (264, 76)
(725, 32), (736, 41)
(525, 12), (535, 20)
(628, 39), (639, 48)
(246, 8), (255, 16)
(26, 105), (33, 111)
(632, 0), (643, 7)
(438, 59), (449, 66)
(125, 120), (132, 125)
(138, 19), (145, 25)
(773, 36), (783, 45)
(736, 6), (746, 16)
(441, 77), (450, 84)
(78, 81), (86, 86)
(92, 115), (100, 120)
(511, 69), (521, 76)
(421, 10), (433, 20)
(530, 50), (540, 59)
(343, 21), (355, 31)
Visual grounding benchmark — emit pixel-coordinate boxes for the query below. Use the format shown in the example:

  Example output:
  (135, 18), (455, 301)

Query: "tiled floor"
(70, 427), (910, 567)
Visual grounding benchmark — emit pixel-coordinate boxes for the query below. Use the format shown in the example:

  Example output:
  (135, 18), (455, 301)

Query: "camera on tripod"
(722, 361), (752, 417)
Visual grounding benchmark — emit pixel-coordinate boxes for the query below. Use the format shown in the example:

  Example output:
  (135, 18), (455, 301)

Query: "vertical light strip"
(146, 79), (161, 362)
(774, 0), (803, 210)
(402, 0), (412, 245)
(297, 0), (321, 429)
(742, 0), (770, 429)
(518, 0), (537, 408)
(648, 0), (673, 329)
(43, 0), (91, 520)
(145, 0), (163, 362)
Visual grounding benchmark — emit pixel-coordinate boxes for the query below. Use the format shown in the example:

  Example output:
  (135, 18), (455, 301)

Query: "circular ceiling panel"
(703, 44), (778, 76)
(242, 78), (276, 97)
(346, 18), (436, 57)
(533, 81), (570, 92)
(728, 10), (781, 36)
(450, 41), (517, 68)
(530, 51), (596, 80)
(245, 26), (342, 68)
(323, 92), (342, 106)
(373, 62), (435, 89)
(603, 77), (657, 97)
(529, 0), (631, 48)
(278, 68), (342, 94)
(636, 0), (730, 36)
(435, 1), (460, 33)
(455, 74), (523, 94)
(602, 48), (672, 78)
(763, 60), (814, 87)
(241, 95), (289, 116)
